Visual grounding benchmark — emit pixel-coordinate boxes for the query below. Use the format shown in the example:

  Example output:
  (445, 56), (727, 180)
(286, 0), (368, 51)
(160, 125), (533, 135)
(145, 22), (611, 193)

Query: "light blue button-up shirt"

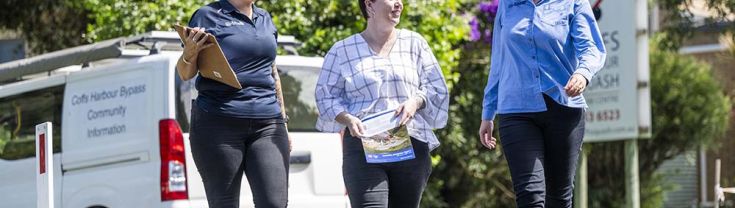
(482, 0), (606, 120)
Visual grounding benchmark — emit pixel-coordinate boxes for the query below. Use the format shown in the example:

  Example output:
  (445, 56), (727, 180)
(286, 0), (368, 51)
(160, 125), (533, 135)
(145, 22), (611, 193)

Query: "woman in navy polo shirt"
(175, 0), (289, 207)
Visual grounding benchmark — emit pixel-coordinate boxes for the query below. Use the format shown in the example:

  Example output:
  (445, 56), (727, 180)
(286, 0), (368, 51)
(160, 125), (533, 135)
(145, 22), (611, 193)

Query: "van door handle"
(289, 151), (311, 164)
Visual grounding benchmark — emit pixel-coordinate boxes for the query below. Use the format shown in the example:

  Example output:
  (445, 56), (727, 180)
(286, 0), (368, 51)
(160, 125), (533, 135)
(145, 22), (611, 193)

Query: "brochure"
(359, 109), (415, 163)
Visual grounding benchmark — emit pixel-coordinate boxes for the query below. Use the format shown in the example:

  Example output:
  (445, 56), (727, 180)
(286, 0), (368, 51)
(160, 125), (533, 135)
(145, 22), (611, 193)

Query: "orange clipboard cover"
(174, 24), (242, 89)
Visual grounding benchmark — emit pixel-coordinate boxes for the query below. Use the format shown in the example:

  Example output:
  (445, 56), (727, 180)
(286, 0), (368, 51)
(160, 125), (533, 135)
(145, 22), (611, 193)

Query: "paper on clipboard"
(173, 24), (242, 89)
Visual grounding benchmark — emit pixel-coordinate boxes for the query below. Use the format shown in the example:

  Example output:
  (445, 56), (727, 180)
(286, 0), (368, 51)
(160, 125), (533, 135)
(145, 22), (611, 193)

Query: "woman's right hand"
(479, 120), (497, 150)
(336, 112), (366, 138)
(182, 27), (213, 62)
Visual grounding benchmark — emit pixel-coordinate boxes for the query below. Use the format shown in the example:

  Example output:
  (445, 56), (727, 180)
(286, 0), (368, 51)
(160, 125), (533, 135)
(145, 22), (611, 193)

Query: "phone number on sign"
(586, 109), (620, 123)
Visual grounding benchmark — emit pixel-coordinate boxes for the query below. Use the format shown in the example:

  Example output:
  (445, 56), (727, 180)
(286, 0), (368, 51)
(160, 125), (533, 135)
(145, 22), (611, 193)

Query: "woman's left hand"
(564, 73), (588, 97)
(395, 97), (424, 126)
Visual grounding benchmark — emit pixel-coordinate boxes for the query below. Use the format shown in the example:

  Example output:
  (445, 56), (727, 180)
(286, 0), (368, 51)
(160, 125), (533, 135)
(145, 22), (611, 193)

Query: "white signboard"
(36, 122), (53, 208)
(64, 67), (154, 143)
(66, 80), (148, 140)
(583, 0), (651, 142)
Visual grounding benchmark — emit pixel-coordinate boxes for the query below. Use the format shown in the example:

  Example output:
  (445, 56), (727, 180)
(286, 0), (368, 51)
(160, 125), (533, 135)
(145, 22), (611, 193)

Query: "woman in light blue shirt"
(478, 0), (606, 207)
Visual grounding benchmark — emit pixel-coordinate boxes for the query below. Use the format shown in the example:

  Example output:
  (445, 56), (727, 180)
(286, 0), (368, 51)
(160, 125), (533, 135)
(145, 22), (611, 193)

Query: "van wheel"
(88, 206), (107, 208)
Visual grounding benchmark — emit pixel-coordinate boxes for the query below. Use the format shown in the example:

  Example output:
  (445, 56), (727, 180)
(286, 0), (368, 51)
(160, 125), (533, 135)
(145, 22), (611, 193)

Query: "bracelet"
(182, 56), (192, 65)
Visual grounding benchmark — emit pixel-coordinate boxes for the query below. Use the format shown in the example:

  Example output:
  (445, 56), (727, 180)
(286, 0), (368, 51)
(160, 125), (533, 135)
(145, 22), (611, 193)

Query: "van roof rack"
(0, 31), (302, 83)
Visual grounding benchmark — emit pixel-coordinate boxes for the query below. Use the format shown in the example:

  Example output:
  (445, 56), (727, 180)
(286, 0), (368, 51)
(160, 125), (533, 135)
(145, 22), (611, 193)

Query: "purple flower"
(484, 29), (493, 44)
(478, 0), (499, 15)
(469, 18), (481, 41)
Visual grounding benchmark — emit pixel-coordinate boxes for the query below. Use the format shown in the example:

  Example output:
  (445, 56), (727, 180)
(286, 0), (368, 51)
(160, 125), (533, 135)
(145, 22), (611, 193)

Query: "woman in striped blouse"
(314, 0), (448, 207)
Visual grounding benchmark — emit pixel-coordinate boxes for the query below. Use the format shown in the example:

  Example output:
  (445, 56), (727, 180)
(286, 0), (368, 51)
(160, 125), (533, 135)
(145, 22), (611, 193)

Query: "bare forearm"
(176, 54), (199, 81)
(272, 64), (288, 121)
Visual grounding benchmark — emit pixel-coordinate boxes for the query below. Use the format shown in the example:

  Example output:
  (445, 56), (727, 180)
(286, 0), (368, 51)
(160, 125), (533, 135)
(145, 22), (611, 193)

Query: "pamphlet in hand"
(359, 109), (415, 163)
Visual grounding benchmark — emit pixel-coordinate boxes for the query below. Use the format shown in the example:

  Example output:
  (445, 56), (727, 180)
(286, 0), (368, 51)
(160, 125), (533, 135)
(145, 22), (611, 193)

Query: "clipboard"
(174, 24), (242, 89)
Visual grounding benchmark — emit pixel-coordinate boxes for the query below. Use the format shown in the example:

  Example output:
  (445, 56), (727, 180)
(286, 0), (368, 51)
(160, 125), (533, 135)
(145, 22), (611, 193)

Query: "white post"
(625, 140), (640, 208)
(628, 0), (648, 206)
(36, 122), (54, 208)
(574, 151), (588, 208)
(715, 159), (721, 208)
(715, 158), (735, 207)
(700, 147), (708, 206)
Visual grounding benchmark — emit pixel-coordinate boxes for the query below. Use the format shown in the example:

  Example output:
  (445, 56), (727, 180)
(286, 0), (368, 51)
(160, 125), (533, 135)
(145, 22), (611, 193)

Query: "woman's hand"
(478, 120), (497, 150)
(564, 73), (588, 97)
(288, 134), (292, 153)
(336, 112), (366, 137)
(395, 97), (423, 126)
(182, 27), (214, 62)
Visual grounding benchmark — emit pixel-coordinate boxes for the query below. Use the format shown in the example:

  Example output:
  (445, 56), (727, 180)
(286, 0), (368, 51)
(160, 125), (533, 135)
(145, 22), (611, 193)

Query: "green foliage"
(654, 0), (735, 50)
(588, 36), (732, 207)
(426, 41), (515, 208)
(77, 0), (209, 42)
(1, 138), (36, 160)
(257, 1), (365, 57)
(643, 35), (731, 169)
(258, 0), (469, 80)
(0, 0), (88, 54)
(0, 127), (7, 156)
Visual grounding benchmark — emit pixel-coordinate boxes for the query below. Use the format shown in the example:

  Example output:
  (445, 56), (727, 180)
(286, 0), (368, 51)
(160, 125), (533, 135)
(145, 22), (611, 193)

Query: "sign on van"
(64, 71), (151, 140)
(68, 84), (146, 138)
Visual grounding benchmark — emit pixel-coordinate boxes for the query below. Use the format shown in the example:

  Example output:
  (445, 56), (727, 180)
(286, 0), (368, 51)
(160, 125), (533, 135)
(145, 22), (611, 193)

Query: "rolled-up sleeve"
(415, 37), (449, 129)
(571, 0), (607, 82)
(315, 43), (348, 132)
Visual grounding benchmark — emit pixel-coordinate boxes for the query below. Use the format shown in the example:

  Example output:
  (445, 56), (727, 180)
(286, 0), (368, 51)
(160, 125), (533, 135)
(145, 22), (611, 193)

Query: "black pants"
(189, 102), (290, 208)
(498, 95), (585, 208)
(342, 133), (432, 208)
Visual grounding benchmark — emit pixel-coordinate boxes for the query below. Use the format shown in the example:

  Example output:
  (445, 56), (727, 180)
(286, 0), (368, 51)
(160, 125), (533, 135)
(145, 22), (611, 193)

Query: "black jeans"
(498, 95), (585, 208)
(342, 133), (432, 208)
(189, 102), (290, 208)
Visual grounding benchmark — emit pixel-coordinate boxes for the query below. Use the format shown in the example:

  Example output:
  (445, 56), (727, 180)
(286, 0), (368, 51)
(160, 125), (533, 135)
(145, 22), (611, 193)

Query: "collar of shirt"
(218, 0), (266, 19)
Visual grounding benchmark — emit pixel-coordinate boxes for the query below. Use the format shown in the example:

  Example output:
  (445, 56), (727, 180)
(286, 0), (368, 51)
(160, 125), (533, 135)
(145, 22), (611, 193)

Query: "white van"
(0, 32), (347, 208)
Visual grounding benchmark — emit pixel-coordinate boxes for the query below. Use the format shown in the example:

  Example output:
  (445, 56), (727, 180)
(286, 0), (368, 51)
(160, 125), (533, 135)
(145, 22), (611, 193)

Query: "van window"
(0, 86), (63, 160)
(175, 77), (193, 133)
(278, 66), (320, 132)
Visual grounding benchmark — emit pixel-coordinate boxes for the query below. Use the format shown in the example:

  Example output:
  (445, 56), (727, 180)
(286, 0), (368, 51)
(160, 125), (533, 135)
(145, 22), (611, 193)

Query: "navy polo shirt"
(187, 0), (281, 119)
